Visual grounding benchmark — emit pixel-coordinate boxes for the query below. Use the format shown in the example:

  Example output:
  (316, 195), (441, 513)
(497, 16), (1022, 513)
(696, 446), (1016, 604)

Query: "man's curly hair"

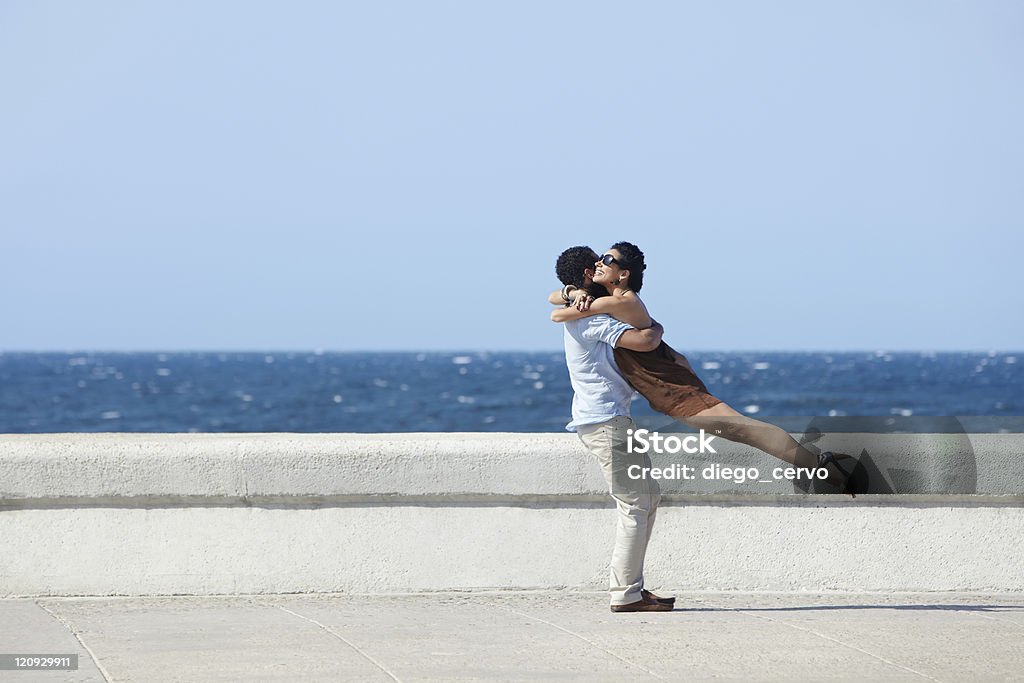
(555, 246), (598, 288)
(609, 241), (646, 292)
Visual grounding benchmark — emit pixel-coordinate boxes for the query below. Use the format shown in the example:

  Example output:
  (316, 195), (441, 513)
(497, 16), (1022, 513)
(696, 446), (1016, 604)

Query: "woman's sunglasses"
(598, 254), (623, 267)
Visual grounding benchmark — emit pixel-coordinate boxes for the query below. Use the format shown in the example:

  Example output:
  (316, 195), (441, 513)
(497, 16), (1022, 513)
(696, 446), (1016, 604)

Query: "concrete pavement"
(2, 591), (1023, 682)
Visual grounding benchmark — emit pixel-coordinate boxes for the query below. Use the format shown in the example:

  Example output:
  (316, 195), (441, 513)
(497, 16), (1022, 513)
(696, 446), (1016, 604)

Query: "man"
(555, 245), (675, 613)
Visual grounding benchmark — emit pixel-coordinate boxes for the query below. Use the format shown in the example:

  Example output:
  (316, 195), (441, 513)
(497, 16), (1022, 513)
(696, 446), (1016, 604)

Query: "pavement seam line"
(962, 610), (1024, 629)
(35, 600), (115, 683)
(732, 608), (941, 682)
(273, 604), (402, 682)
(494, 604), (667, 680)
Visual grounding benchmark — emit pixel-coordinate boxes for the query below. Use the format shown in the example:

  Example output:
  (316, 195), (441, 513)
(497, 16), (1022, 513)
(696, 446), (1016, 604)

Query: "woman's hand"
(573, 293), (595, 311)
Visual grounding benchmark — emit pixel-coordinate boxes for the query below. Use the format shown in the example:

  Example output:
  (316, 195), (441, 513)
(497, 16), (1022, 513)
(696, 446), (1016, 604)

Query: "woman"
(549, 242), (855, 493)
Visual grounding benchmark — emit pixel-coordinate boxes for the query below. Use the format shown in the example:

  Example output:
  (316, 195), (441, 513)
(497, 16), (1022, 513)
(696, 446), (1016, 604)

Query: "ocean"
(0, 351), (1021, 433)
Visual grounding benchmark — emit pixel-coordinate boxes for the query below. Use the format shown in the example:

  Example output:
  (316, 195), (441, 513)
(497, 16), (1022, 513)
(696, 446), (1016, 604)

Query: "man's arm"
(615, 321), (664, 352)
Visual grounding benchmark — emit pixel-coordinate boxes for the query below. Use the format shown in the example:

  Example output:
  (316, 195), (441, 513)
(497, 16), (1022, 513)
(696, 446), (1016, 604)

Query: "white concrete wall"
(1, 434), (1021, 597)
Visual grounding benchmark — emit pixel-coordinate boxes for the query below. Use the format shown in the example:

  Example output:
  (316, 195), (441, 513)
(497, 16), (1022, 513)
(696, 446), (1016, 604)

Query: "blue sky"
(2, 1), (1021, 351)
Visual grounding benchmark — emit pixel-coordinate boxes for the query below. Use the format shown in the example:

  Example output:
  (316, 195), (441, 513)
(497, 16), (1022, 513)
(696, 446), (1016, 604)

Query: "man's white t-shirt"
(562, 314), (637, 432)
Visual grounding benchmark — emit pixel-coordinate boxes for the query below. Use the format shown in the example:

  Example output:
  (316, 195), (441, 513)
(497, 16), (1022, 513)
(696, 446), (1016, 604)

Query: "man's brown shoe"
(610, 599), (673, 613)
(641, 589), (675, 606)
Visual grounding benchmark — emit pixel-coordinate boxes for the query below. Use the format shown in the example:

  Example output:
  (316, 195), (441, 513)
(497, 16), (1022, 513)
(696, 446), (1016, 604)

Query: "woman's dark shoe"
(818, 451), (856, 498)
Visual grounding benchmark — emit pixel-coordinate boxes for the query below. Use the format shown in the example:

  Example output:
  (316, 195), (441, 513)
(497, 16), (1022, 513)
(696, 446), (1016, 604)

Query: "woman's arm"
(547, 285), (580, 306)
(550, 294), (653, 329)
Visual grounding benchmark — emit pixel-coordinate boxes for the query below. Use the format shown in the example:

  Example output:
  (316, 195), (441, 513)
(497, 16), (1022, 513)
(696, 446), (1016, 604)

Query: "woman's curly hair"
(610, 241), (646, 292)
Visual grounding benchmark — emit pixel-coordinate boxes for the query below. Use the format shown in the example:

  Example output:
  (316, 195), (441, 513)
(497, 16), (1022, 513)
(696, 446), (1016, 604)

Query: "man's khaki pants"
(577, 415), (661, 606)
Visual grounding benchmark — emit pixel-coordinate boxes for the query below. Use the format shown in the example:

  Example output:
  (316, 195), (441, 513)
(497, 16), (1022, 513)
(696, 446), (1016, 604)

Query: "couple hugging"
(549, 242), (854, 612)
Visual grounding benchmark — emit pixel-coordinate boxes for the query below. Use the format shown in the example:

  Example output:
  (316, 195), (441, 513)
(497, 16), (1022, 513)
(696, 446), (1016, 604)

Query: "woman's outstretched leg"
(677, 402), (847, 486)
